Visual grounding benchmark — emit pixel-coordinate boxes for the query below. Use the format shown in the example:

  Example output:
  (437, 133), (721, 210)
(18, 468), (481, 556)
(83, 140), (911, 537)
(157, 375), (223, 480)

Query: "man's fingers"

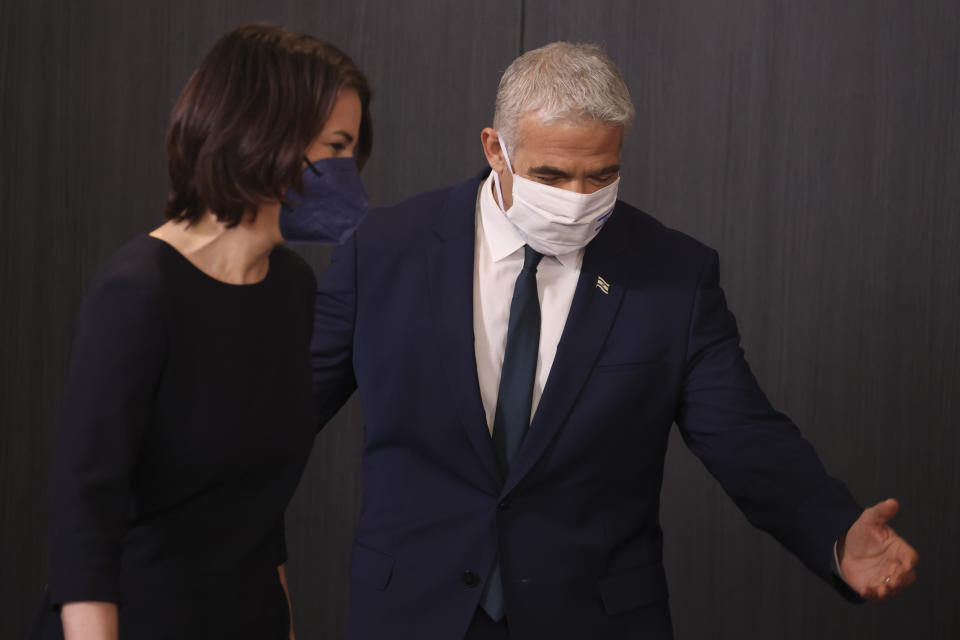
(886, 566), (917, 591)
(859, 560), (918, 601)
(864, 577), (896, 602)
(866, 498), (900, 526)
(897, 568), (918, 590)
(862, 584), (885, 602)
(903, 544), (920, 570)
(879, 569), (916, 600)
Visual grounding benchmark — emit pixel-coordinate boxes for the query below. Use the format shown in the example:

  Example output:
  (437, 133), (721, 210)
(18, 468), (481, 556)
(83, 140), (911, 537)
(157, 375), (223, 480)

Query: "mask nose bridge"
(568, 177), (591, 195)
(499, 137), (606, 196)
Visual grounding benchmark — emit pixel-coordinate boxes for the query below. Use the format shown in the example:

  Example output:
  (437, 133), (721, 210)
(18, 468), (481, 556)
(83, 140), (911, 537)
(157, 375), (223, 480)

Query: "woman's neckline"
(144, 234), (275, 288)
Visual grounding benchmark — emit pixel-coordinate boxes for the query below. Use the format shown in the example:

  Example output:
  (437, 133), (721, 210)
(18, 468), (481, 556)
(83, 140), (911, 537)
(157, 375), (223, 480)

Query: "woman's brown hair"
(164, 23), (372, 227)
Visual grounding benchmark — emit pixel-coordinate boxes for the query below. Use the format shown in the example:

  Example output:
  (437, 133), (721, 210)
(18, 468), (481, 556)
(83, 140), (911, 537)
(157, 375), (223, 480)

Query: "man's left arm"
(675, 248), (917, 601)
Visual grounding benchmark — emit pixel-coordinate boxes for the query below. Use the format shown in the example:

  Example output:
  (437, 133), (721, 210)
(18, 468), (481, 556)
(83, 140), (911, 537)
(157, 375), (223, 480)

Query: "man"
(311, 42), (918, 639)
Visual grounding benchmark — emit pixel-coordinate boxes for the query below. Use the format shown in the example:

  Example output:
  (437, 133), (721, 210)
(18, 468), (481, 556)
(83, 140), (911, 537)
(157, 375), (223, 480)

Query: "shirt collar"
(478, 171), (583, 270)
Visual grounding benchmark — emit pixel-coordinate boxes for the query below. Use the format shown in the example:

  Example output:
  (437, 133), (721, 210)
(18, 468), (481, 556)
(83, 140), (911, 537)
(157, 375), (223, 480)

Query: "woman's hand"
(61, 602), (118, 640)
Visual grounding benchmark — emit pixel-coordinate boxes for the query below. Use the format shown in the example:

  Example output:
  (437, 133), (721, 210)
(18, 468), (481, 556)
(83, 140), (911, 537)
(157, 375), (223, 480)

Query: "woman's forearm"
(61, 602), (118, 640)
(278, 564), (295, 640)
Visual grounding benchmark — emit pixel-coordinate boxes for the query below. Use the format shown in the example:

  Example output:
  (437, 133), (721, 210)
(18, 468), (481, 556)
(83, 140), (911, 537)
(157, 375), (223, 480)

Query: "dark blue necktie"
(480, 244), (543, 621)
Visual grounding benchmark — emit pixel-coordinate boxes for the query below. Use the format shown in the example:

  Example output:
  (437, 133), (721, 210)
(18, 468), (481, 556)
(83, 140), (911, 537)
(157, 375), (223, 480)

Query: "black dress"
(33, 236), (317, 639)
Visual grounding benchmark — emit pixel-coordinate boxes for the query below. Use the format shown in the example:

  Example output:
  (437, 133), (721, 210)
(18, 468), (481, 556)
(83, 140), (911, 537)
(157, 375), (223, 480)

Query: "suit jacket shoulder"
(357, 172), (486, 250)
(585, 199), (718, 295)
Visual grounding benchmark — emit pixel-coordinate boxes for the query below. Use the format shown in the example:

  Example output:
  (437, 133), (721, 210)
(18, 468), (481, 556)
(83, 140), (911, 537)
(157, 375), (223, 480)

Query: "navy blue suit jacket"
(311, 171), (862, 639)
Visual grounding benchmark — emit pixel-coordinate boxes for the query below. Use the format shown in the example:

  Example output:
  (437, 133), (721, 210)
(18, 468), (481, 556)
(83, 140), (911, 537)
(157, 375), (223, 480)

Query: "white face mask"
(492, 135), (620, 256)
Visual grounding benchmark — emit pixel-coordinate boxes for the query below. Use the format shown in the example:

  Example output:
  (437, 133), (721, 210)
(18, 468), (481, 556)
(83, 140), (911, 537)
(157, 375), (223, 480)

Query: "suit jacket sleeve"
(48, 271), (166, 606)
(675, 249), (863, 592)
(311, 232), (360, 430)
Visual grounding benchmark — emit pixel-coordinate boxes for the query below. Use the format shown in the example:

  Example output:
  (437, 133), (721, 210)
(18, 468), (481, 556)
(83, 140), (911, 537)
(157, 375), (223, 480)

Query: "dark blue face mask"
(279, 156), (369, 244)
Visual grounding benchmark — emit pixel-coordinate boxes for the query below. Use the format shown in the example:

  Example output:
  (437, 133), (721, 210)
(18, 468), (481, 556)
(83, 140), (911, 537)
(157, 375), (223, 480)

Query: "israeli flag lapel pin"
(596, 275), (610, 294)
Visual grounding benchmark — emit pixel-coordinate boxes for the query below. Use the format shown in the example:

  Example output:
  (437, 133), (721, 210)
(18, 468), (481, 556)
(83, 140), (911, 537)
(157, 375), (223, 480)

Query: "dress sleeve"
(272, 515), (288, 566)
(47, 270), (166, 606)
(675, 249), (863, 595)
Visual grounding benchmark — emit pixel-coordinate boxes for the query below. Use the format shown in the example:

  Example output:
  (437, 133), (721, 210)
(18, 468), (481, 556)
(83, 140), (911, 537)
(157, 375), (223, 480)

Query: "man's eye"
(330, 143), (345, 151)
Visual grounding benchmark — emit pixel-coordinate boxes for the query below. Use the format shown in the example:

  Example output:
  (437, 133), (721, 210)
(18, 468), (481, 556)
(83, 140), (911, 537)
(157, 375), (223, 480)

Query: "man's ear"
(480, 128), (506, 173)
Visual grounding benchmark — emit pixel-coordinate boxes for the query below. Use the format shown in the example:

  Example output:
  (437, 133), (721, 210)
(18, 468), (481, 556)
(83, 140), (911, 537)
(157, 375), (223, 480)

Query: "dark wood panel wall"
(1, 1), (956, 638)
(522, 2), (960, 637)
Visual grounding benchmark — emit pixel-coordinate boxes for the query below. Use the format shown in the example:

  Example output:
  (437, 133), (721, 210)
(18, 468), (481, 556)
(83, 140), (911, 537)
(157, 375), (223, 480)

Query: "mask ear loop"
(283, 157), (318, 210)
(304, 156), (324, 178)
(491, 135), (515, 212)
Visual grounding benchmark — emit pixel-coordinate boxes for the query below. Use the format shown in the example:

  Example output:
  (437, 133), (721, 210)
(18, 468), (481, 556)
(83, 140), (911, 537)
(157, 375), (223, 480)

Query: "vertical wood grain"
(524, 1), (959, 638)
(0, 1), (520, 638)
(2, 1), (958, 639)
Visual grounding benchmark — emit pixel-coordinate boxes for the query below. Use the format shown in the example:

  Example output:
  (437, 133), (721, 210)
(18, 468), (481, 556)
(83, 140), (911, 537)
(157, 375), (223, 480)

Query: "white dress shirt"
(473, 171), (583, 434)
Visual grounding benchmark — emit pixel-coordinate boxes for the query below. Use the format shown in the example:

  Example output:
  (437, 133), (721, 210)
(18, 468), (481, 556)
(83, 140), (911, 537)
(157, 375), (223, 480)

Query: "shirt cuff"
(833, 538), (857, 589)
(832, 539), (844, 579)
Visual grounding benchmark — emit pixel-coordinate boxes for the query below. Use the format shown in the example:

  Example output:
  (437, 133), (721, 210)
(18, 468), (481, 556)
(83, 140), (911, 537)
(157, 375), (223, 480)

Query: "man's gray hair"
(493, 42), (635, 151)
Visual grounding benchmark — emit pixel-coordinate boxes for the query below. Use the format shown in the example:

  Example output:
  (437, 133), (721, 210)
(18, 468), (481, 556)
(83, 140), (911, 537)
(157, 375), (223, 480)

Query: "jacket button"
(498, 500), (510, 511)
(461, 570), (481, 588)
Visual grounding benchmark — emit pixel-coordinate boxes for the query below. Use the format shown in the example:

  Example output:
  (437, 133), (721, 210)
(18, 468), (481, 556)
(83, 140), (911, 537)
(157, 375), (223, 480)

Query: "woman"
(32, 23), (372, 639)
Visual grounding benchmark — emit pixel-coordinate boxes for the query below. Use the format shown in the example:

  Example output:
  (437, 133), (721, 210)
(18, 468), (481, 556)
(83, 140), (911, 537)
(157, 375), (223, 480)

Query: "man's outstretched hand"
(839, 498), (919, 601)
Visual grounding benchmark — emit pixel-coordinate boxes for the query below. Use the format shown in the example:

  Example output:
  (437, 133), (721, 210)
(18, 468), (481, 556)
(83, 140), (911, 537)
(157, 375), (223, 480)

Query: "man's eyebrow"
(590, 164), (620, 176)
(528, 165), (571, 178)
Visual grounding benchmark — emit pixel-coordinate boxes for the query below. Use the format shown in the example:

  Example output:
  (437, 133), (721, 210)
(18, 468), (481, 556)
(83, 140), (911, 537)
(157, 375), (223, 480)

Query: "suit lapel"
(426, 173), (503, 491)
(502, 209), (631, 496)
